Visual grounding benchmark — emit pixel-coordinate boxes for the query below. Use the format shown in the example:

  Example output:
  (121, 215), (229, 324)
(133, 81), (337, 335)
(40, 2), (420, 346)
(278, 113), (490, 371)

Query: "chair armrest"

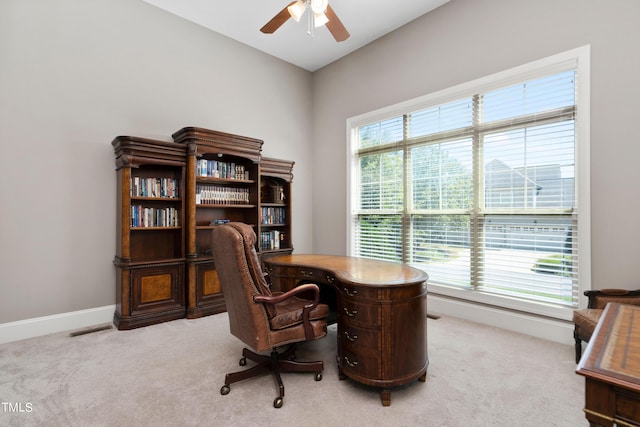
(253, 284), (321, 340)
(253, 283), (320, 307)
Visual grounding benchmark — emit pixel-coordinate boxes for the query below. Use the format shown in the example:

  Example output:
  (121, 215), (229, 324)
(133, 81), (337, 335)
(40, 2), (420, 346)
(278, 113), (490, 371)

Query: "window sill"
(426, 281), (575, 322)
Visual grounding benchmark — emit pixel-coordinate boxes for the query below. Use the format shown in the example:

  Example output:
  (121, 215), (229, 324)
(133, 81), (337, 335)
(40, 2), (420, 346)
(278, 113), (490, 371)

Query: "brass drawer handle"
(343, 307), (358, 317)
(344, 331), (358, 342)
(343, 287), (358, 297)
(326, 275), (335, 283)
(300, 270), (314, 277)
(344, 356), (358, 367)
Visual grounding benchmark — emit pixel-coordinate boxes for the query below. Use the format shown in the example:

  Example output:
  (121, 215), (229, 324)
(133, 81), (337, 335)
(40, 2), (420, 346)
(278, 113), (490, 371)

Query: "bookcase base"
(113, 308), (186, 330)
(185, 259), (227, 319)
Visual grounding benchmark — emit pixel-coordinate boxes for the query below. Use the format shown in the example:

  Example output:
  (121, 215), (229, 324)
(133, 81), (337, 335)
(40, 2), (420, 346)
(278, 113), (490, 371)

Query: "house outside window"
(347, 47), (590, 320)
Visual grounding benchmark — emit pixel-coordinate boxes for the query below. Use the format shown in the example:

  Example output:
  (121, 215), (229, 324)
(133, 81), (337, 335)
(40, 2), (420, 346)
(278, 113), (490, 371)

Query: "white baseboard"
(0, 298), (574, 347)
(0, 305), (115, 345)
(428, 294), (575, 346)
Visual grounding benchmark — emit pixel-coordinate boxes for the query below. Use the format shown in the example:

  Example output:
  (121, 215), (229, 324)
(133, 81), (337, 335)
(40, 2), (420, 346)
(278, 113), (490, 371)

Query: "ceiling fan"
(261, 0), (350, 42)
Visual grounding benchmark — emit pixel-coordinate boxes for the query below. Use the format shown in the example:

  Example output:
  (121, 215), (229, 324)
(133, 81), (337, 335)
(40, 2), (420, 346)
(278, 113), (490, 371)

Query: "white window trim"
(346, 45), (591, 321)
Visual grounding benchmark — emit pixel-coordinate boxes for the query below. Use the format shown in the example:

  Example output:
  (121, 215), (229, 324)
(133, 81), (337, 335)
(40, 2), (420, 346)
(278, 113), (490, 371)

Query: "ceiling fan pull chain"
(307, 1), (314, 37)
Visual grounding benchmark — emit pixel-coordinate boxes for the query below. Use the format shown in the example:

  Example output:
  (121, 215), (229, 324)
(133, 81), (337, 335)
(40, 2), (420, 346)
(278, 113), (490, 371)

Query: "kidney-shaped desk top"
(265, 254), (428, 286)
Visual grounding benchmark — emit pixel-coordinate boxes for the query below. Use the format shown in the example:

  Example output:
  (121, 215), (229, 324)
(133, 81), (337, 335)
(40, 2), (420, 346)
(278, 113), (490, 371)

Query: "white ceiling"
(142, 0), (449, 72)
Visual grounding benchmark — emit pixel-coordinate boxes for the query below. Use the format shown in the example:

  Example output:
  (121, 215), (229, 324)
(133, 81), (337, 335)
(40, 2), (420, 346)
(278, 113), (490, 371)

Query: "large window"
(348, 47), (590, 320)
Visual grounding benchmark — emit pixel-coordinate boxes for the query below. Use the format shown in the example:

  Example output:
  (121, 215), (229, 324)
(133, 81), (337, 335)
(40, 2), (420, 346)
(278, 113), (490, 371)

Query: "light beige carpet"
(0, 312), (584, 426)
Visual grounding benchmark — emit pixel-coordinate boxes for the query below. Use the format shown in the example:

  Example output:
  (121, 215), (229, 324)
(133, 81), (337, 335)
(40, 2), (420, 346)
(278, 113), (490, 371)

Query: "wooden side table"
(576, 302), (640, 426)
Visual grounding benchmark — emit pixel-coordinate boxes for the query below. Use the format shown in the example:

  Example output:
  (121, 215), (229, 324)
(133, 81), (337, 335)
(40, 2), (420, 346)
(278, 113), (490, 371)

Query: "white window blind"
(349, 48), (589, 318)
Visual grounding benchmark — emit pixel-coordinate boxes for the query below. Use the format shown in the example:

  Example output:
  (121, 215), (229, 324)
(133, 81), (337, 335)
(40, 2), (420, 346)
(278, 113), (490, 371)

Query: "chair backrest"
(211, 222), (273, 352)
(586, 289), (640, 309)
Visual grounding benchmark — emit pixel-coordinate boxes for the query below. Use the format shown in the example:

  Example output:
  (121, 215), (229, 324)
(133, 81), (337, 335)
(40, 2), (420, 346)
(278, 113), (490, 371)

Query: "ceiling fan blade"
(325, 4), (350, 42)
(260, 1), (297, 34)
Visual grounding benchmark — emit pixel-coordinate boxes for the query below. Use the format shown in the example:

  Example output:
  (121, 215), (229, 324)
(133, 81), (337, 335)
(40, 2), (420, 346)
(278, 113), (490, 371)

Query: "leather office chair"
(211, 222), (329, 408)
(573, 288), (640, 363)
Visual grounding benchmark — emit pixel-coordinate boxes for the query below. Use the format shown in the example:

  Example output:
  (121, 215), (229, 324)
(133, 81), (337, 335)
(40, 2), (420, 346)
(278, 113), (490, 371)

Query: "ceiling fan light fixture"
(287, 0), (307, 22)
(314, 12), (329, 27)
(262, 0), (349, 42)
(310, 0), (328, 14)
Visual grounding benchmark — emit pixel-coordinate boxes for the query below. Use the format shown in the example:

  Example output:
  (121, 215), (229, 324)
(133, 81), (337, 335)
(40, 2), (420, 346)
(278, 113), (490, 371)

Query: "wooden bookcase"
(259, 157), (294, 264)
(172, 127), (263, 319)
(113, 129), (295, 329)
(112, 136), (186, 330)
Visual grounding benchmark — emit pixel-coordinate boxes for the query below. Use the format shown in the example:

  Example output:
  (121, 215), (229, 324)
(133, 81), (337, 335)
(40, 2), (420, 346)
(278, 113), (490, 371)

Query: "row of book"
(260, 230), (286, 251)
(131, 177), (179, 198)
(131, 206), (179, 228)
(197, 159), (249, 180)
(196, 184), (250, 205)
(261, 207), (286, 225)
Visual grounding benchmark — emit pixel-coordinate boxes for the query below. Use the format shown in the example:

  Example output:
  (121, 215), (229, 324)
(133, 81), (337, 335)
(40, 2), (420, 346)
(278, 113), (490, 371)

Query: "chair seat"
(270, 295), (330, 331)
(573, 308), (603, 337)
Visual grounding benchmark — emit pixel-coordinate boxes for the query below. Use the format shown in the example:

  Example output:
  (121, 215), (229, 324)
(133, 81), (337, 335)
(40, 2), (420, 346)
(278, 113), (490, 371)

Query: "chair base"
(220, 344), (324, 408)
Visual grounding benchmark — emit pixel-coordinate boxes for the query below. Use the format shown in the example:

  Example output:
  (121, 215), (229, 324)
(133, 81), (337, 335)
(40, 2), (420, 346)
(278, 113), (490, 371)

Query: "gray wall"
(0, 0), (313, 323)
(311, 0), (640, 294)
(2, 0), (639, 326)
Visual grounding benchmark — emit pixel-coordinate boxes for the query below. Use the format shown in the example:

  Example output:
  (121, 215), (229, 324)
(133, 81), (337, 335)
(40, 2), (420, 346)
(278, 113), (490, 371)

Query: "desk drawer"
(616, 389), (640, 425)
(267, 266), (335, 286)
(341, 325), (380, 353)
(340, 300), (380, 327)
(341, 349), (381, 380)
(339, 284), (379, 302)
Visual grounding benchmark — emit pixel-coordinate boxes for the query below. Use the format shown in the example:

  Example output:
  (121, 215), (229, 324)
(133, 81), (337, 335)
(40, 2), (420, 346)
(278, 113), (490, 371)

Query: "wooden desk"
(576, 303), (640, 426)
(263, 254), (429, 406)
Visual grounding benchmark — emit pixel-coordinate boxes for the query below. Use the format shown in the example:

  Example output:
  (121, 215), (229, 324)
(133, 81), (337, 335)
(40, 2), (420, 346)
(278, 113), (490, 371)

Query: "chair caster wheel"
(315, 372), (322, 381)
(220, 385), (230, 395)
(273, 397), (283, 408)
(239, 357), (247, 366)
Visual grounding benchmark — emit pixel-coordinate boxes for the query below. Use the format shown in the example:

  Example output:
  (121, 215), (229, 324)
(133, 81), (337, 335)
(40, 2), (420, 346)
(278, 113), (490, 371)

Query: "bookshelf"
(259, 157), (294, 263)
(112, 136), (186, 330)
(172, 127), (263, 319)
(112, 129), (296, 329)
